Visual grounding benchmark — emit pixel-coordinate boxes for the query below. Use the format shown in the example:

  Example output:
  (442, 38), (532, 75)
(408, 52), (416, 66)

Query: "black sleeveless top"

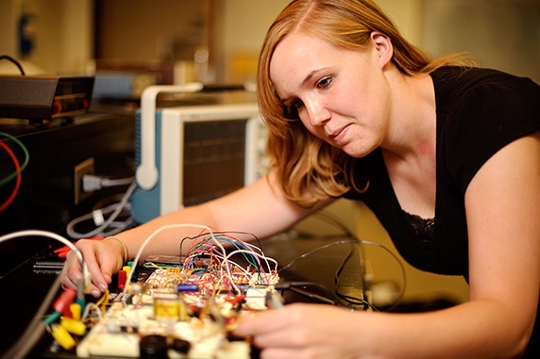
(345, 66), (540, 276)
(343, 67), (540, 357)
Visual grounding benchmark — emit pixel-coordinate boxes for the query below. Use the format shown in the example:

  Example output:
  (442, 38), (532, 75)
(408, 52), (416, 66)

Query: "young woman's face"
(269, 32), (393, 158)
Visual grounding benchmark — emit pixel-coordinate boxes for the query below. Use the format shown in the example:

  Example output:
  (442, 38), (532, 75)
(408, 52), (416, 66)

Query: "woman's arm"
(461, 130), (540, 356)
(234, 132), (540, 358)
(62, 171), (332, 296)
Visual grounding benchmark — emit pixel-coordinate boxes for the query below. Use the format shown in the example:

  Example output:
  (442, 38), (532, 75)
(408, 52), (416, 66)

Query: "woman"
(63, 0), (540, 357)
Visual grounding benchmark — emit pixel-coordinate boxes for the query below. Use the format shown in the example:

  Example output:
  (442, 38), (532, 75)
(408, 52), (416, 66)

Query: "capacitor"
(170, 338), (191, 355)
(139, 335), (168, 359)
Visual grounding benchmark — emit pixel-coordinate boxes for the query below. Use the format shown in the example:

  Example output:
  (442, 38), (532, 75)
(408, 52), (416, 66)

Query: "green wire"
(0, 132), (30, 187)
(43, 310), (61, 325)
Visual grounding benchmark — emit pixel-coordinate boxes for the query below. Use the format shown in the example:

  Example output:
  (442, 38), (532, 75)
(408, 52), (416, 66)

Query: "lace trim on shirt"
(402, 210), (435, 253)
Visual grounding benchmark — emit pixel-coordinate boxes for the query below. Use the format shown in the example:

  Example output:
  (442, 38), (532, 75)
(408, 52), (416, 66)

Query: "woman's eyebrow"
(278, 69), (322, 103)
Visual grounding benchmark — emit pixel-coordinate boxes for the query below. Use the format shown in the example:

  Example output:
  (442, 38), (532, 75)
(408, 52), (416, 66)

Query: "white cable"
(83, 175), (134, 191)
(0, 229), (89, 291)
(66, 181), (136, 239)
(100, 177), (135, 187)
(225, 249), (279, 277)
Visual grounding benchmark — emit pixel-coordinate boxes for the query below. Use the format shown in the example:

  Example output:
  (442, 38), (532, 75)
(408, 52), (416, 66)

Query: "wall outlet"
(74, 157), (95, 205)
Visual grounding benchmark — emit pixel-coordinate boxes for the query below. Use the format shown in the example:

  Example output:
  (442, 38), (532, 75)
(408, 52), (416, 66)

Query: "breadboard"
(76, 302), (252, 358)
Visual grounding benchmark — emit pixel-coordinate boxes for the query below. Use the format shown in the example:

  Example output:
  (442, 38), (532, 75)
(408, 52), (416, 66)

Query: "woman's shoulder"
(431, 66), (540, 118)
(431, 66), (540, 103)
(434, 66), (540, 195)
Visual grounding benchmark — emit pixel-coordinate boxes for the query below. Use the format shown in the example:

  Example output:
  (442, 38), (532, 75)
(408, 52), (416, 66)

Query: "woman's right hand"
(61, 238), (125, 297)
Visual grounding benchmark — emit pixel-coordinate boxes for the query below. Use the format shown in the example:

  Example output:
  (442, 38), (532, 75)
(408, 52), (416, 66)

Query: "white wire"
(184, 248), (270, 287)
(122, 223), (239, 303)
(0, 229), (89, 292)
(225, 249), (278, 277)
(221, 249), (278, 286)
(65, 181), (136, 239)
(100, 176), (135, 188)
(81, 302), (103, 322)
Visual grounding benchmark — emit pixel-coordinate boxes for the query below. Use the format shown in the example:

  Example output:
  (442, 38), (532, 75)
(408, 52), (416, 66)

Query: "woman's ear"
(370, 31), (394, 68)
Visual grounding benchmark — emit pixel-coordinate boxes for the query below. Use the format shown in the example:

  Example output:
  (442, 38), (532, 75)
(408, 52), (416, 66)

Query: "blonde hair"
(257, 0), (476, 207)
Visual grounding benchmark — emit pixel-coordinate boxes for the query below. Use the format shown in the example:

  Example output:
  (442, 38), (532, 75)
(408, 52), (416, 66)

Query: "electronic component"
(131, 85), (266, 224)
(0, 75), (94, 120)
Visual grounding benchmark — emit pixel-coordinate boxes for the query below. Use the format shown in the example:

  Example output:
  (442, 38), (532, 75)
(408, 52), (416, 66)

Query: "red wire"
(0, 140), (22, 212)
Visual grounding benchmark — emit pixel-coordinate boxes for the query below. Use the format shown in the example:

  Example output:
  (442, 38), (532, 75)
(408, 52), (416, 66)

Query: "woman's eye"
(317, 76), (332, 89)
(284, 99), (304, 120)
(291, 99), (303, 109)
(284, 99), (303, 119)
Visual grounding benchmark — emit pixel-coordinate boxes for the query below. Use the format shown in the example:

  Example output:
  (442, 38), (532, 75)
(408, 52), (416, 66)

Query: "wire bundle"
(141, 229), (279, 301)
(181, 231), (278, 294)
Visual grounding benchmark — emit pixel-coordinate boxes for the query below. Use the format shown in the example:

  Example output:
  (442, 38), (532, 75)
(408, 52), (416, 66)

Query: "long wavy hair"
(257, 0), (475, 207)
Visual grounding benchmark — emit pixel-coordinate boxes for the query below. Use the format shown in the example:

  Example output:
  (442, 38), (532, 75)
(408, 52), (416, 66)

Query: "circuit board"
(75, 284), (273, 358)
(51, 231), (281, 359)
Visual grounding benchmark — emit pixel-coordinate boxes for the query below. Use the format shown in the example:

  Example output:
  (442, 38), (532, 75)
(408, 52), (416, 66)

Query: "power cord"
(0, 55), (26, 75)
(83, 174), (134, 192)
(66, 181), (136, 239)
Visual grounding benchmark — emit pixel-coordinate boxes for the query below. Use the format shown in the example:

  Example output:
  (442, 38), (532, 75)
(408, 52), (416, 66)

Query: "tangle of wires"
(178, 230), (279, 296)
(120, 219), (405, 313)
(141, 229), (279, 299)
(123, 225), (280, 307)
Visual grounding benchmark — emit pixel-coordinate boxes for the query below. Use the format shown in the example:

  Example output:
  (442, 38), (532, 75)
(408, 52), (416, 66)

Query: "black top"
(344, 67), (540, 356)
(344, 66), (540, 277)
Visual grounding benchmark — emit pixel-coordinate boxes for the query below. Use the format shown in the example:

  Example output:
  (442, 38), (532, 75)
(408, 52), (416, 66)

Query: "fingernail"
(91, 289), (100, 297)
(99, 283), (107, 292)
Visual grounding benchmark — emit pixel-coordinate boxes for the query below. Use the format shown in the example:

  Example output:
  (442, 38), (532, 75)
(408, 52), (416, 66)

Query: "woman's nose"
(305, 99), (330, 127)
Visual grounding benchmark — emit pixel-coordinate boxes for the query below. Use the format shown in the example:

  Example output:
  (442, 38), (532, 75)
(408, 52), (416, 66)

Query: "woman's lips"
(328, 124), (350, 141)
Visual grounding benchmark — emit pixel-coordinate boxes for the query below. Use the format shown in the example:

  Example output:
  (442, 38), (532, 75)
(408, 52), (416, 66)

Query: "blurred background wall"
(1, 0), (538, 82)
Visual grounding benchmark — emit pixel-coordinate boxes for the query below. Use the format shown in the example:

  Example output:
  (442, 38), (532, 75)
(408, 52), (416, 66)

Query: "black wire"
(310, 211), (369, 293)
(337, 293), (380, 312)
(278, 239), (356, 273)
(0, 55), (26, 75)
(312, 211), (368, 265)
(284, 210), (407, 311)
(274, 281), (329, 292)
(289, 287), (336, 305)
(332, 240), (371, 310)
